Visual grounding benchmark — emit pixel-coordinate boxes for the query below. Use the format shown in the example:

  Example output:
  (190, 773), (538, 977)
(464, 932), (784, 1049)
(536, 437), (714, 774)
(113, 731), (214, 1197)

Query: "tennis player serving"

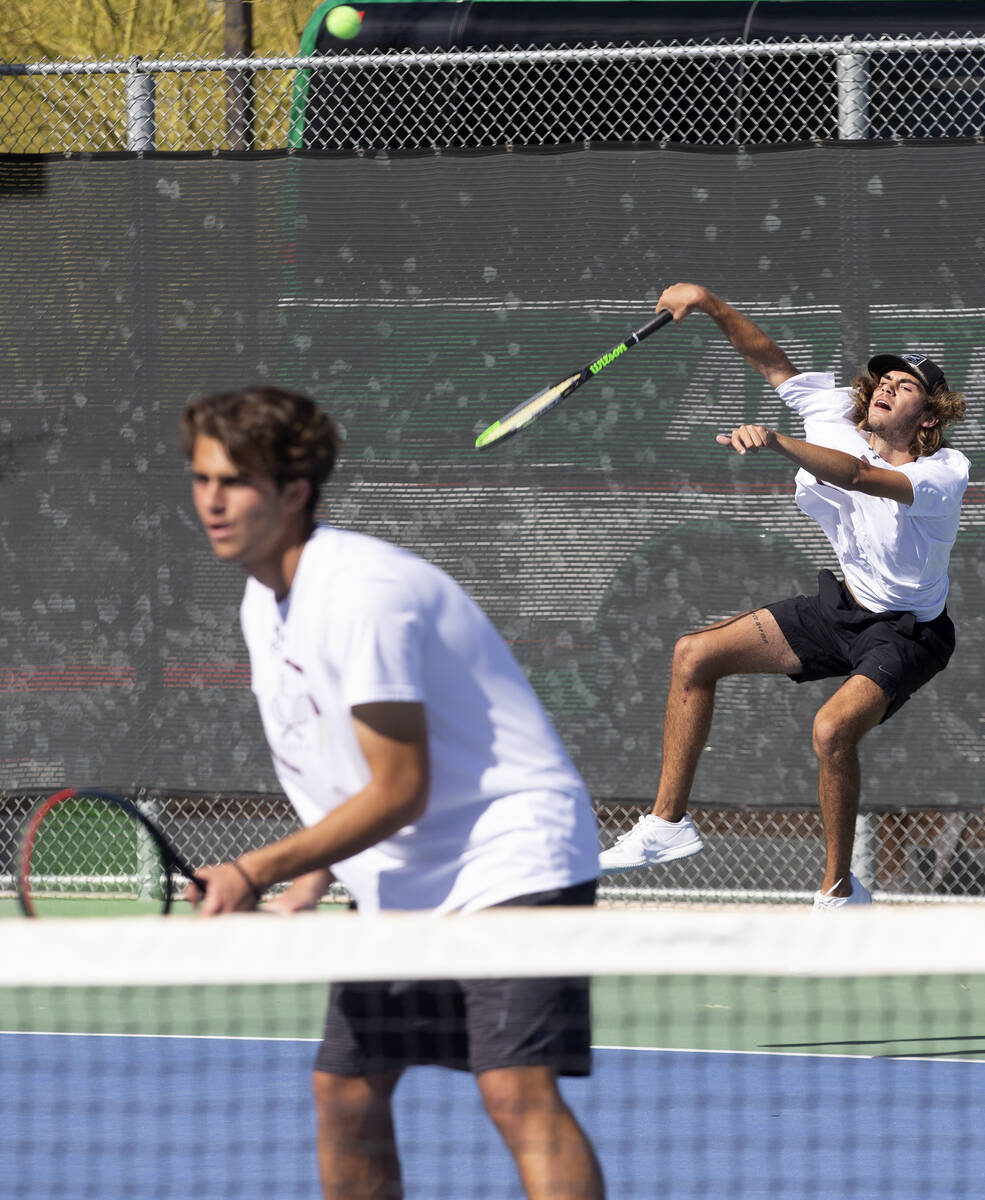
(179, 387), (604, 1198)
(600, 282), (969, 910)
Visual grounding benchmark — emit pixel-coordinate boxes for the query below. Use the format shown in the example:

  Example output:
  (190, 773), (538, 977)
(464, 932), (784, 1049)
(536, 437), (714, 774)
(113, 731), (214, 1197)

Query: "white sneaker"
(599, 813), (704, 874)
(812, 873), (872, 911)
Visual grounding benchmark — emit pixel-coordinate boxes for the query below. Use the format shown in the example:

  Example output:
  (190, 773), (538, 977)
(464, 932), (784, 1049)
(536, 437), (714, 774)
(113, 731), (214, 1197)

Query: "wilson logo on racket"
(589, 344), (628, 374)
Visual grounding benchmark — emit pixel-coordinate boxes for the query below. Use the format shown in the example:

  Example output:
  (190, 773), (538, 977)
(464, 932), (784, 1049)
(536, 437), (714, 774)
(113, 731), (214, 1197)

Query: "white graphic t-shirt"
(777, 372), (969, 621)
(240, 526), (600, 914)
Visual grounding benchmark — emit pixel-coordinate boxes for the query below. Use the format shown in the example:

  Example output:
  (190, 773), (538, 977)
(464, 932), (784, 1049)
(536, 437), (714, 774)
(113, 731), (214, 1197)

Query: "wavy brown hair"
(849, 370), (967, 457)
(179, 387), (341, 514)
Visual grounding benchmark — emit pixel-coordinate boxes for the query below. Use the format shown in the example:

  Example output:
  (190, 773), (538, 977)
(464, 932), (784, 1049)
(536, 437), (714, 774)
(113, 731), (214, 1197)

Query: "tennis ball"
(325, 5), (363, 40)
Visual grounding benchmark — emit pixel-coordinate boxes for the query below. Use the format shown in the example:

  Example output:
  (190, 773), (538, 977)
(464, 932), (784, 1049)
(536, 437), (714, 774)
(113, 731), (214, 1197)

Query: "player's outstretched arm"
(717, 425), (915, 504)
(657, 282), (798, 389)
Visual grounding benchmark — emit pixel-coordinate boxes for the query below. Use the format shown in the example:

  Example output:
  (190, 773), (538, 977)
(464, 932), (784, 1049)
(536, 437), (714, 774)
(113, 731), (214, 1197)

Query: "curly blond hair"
(849, 370), (967, 457)
(179, 387), (341, 514)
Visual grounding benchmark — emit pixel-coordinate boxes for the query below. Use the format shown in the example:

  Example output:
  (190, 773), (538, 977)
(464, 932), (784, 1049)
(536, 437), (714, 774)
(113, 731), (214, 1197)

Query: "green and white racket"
(475, 309), (673, 449)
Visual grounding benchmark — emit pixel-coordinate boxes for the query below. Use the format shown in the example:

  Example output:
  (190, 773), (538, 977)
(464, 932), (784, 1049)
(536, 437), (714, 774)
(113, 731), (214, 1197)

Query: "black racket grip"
(631, 308), (674, 344)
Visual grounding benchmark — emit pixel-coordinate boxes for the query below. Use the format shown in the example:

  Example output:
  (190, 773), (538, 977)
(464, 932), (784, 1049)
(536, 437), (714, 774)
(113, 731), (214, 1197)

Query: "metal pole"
(851, 813), (878, 895)
(125, 57), (156, 151)
(836, 37), (869, 140)
(123, 60), (163, 779)
(836, 37), (871, 385)
(136, 791), (164, 902)
(225, 0), (256, 150)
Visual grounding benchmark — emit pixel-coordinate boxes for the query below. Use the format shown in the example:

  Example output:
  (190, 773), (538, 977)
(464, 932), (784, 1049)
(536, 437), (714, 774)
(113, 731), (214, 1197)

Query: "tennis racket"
(17, 787), (207, 917)
(474, 308), (674, 449)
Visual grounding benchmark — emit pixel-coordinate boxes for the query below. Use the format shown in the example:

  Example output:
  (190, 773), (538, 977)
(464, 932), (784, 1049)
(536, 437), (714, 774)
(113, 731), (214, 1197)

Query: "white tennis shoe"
(599, 813), (704, 874)
(812, 873), (872, 911)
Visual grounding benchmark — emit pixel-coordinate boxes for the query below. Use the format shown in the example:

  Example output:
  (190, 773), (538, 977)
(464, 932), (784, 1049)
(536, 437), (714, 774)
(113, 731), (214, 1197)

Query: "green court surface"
(0, 895), (347, 918)
(592, 973), (985, 1057)
(0, 896), (194, 918)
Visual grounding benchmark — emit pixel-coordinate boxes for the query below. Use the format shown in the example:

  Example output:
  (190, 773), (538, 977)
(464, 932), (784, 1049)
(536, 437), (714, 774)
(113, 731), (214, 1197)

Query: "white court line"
(3, 1030), (982, 1065)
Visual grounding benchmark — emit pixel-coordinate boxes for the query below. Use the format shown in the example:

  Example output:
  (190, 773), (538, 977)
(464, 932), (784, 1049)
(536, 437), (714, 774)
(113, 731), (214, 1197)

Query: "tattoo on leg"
(752, 611), (769, 646)
(680, 610), (759, 638)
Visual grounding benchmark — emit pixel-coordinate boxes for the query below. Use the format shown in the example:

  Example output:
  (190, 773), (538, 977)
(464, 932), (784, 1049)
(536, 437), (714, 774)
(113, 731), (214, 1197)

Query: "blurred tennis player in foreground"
(600, 282), (968, 910)
(179, 387), (603, 1198)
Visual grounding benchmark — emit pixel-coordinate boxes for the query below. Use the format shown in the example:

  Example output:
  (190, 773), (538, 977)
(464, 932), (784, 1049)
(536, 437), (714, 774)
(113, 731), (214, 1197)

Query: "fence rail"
(2, 34), (985, 153)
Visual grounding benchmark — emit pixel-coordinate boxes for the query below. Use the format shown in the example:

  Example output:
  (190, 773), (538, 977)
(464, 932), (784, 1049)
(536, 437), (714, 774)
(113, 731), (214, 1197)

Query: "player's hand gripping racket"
(474, 308), (673, 449)
(17, 787), (207, 916)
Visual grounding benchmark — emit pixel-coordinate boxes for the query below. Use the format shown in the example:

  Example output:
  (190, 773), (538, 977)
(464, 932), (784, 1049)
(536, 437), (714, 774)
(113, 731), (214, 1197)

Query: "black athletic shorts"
(764, 569), (955, 722)
(314, 878), (597, 1079)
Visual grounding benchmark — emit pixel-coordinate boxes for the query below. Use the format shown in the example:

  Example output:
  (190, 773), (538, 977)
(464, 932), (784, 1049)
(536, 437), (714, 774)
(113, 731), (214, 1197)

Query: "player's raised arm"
(657, 282), (798, 389)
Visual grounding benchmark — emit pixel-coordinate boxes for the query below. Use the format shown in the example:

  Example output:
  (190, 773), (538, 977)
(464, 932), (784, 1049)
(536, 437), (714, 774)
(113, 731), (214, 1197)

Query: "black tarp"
(1, 142), (983, 808)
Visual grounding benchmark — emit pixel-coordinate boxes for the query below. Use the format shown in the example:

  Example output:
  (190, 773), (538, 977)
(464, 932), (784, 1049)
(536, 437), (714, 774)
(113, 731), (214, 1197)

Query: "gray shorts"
(765, 570), (955, 722)
(314, 879), (597, 1078)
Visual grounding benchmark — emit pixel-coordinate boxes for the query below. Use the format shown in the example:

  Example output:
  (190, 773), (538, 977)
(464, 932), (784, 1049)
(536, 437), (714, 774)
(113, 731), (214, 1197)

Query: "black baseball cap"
(867, 351), (947, 394)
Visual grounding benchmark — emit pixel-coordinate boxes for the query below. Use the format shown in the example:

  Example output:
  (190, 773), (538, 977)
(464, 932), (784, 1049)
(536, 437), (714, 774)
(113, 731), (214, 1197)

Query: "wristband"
(231, 859), (262, 907)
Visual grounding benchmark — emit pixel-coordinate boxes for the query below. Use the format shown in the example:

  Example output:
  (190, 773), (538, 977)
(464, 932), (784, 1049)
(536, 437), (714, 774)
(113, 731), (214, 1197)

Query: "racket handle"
(631, 308), (673, 344)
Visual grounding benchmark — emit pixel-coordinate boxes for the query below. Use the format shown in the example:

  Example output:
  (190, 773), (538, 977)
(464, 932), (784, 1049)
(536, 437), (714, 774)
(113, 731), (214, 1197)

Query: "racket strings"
(498, 374), (579, 436)
(22, 796), (167, 901)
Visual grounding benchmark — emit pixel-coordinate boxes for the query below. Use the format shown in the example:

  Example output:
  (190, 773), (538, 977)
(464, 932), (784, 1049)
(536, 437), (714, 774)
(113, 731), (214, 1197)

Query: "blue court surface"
(3, 1033), (983, 1198)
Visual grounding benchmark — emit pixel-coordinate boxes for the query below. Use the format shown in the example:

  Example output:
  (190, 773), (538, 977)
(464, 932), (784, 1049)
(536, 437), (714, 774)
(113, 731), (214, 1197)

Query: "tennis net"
(2, 906), (983, 1198)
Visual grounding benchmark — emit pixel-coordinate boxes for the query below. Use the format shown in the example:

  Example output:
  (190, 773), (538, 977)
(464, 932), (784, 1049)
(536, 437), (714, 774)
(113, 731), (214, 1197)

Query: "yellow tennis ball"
(325, 5), (363, 40)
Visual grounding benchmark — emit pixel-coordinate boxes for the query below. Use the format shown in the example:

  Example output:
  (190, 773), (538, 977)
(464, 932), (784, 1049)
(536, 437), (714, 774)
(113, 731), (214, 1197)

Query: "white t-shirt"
(240, 526), (600, 914)
(777, 372), (969, 621)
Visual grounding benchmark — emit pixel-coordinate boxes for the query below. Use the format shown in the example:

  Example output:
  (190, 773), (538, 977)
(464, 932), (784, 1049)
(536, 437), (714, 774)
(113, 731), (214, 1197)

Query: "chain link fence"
(4, 791), (985, 905)
(2, 32), (985, 904)
(2, 34), (985, 152)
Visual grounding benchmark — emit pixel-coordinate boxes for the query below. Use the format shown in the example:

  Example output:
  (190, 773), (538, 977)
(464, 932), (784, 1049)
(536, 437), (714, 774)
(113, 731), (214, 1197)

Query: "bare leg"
(811, 675), (889, 896)
(477, 1066), (605, 1199)
(313, 1069), (403, 1199)
(653, 609), (801, 820)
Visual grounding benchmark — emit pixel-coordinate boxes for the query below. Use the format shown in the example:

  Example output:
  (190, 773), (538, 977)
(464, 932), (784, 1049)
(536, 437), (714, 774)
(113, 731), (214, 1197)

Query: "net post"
(125, 57), (156, 152)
